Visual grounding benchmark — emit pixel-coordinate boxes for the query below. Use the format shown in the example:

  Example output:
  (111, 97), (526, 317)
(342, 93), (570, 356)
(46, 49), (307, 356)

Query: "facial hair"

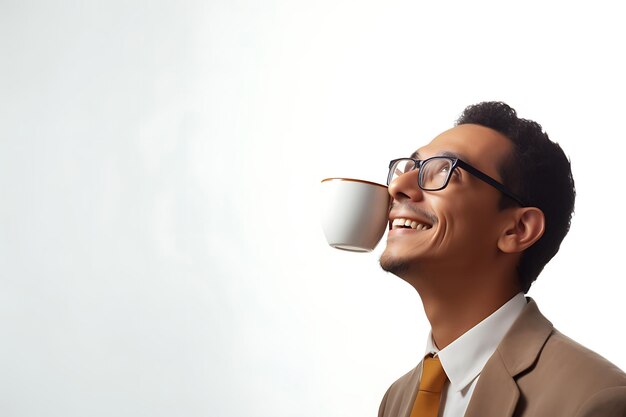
(379, 251), (410, 276)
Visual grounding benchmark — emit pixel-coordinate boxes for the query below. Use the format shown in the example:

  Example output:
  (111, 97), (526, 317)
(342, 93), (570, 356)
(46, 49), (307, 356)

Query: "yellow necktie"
(409, 355), (448, 417)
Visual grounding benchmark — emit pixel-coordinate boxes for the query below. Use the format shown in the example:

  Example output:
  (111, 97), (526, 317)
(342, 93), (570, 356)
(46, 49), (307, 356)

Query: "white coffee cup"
(320, 178), (390, 252)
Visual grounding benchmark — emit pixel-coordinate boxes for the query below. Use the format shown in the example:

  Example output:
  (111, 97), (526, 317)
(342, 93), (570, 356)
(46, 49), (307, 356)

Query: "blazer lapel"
(399, 361), (423, 417)
(464, 298), (553, 417)
(463, 352), (520, 417)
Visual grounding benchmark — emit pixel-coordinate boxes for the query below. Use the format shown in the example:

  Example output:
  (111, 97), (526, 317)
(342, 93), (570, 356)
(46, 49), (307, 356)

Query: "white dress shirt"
(424, 293), (527, 417)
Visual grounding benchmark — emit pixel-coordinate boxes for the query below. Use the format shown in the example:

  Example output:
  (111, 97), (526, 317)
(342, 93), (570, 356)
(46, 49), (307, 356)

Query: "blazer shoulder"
(513, 328), (626, 415)
(378, 365), (421, 417)
(574, 386), (626, 417)
(543, 329), (626, 387)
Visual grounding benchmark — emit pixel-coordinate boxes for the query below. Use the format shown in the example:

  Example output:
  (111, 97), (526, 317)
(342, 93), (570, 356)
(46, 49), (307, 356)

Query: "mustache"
(389, 202), (438, 224)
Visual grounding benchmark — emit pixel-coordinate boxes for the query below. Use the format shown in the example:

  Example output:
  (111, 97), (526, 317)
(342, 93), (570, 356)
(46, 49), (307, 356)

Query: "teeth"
(392, 218), (432, 230)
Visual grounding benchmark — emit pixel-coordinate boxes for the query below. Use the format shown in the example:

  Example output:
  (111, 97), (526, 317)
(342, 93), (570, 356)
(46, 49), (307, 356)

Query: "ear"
(497, 208), (545, 254)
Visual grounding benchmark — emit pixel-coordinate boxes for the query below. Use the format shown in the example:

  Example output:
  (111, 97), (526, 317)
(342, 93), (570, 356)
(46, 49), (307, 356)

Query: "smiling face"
(379, 124), (516, 284)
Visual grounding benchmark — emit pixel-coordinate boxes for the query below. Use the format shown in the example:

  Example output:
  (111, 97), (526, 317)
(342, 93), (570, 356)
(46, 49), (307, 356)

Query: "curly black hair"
(456, 102), (575, 293)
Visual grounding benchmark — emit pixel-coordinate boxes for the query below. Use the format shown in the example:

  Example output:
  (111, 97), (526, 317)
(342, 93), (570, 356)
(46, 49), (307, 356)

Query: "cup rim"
(321, 177), (387, 188)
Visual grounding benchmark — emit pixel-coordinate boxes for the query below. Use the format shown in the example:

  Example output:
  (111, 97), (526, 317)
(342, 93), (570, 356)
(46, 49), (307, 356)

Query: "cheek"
(434, 197), (500, 245)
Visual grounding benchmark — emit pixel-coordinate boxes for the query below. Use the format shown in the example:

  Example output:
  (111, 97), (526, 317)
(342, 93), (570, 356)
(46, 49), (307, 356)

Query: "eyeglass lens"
(388, 158), (454, 190)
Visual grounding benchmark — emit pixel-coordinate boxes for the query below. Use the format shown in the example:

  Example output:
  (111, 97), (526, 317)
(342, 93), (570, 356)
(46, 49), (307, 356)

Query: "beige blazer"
(378, 299), (626, 417)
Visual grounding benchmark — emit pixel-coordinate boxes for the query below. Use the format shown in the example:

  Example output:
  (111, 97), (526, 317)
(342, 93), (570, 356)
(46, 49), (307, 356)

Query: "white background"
(1, 1), (625, 416)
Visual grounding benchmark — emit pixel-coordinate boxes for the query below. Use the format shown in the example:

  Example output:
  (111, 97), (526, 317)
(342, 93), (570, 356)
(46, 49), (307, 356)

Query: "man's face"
(379, 124), (515, 278)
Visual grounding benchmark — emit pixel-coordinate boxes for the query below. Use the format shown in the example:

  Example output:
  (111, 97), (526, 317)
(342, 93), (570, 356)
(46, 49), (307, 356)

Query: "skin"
(379, 124), (545, 349)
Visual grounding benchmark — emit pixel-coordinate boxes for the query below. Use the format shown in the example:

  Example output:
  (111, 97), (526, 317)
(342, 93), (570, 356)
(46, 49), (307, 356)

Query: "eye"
(428, 159), (451, 176)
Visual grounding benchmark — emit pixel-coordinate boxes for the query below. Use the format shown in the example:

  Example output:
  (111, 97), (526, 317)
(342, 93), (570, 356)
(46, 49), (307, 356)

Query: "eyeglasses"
(387, 156), (525, 206)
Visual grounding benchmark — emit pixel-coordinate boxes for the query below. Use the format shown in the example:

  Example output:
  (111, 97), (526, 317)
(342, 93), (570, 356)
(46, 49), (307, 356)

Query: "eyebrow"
(410, 150), (465, 160)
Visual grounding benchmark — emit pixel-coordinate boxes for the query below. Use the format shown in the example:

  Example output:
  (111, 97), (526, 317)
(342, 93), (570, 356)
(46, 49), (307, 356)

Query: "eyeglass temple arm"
(456, 160), (525, 206)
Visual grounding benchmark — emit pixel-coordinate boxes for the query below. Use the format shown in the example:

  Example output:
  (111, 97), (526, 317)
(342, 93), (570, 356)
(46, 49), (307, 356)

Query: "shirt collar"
(424, 293), (527, 392)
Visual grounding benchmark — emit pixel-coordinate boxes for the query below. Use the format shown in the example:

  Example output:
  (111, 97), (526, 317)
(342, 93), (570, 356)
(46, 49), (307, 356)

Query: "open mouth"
(391, 217), (433, 231)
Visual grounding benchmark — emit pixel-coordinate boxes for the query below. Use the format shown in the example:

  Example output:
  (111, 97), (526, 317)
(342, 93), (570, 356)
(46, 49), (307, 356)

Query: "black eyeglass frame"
(387, 156), (525, 206)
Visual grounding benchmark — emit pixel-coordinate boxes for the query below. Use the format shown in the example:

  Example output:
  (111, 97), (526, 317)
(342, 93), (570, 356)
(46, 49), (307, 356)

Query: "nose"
(388, 169), (424, 202)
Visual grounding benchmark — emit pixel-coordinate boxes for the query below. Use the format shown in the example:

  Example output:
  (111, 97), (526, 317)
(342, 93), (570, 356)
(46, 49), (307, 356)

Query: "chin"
(379, 251), (410, 276)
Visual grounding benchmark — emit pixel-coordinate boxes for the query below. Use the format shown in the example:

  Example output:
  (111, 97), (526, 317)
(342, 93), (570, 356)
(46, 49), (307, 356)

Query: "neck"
(409, 269), (521, 349)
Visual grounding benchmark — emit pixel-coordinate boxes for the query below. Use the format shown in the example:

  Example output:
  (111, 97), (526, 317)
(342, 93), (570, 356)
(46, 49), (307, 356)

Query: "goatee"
(379, 252), (410, 275)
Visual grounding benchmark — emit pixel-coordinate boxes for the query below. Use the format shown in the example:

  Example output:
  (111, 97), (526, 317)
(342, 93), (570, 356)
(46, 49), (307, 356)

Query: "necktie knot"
(420, 355), (447, 393)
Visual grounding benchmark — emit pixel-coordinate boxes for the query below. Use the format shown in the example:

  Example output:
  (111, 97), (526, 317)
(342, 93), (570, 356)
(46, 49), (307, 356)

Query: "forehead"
(415, 124), (513, 178)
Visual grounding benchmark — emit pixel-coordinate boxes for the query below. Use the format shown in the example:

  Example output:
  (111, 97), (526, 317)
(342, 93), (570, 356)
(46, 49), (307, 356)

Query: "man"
(377, 102), (626, 417)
